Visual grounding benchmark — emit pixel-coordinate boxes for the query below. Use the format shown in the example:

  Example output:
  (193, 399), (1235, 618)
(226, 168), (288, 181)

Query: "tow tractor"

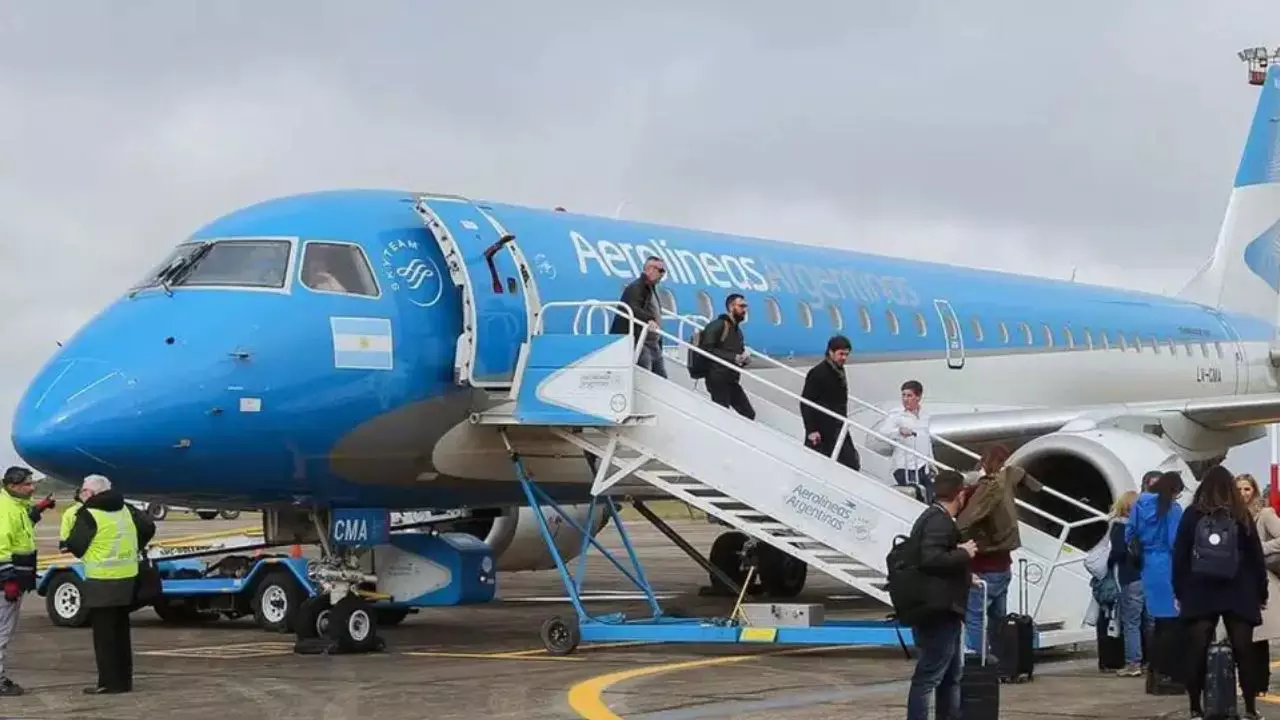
(37, 509), (496, 646)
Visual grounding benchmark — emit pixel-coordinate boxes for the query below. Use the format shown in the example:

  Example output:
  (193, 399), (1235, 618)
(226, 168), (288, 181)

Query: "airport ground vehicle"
(37, 524), (494, 646)
(124, 500), (239, 521)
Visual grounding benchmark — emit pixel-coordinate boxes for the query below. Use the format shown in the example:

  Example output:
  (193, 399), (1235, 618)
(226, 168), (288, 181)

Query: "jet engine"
(443, 504), (611, 572)
(1006, 427), (1195, 551)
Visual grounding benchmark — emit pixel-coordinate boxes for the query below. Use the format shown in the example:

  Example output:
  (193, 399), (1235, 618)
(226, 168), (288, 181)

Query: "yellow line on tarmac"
(566, 645), (850, 720)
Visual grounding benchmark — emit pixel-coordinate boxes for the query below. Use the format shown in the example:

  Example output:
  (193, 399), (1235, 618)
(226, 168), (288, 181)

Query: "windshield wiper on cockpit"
(156, 242), (213, 295)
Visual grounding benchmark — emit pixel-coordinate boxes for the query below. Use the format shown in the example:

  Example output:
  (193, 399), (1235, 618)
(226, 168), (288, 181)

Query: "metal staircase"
(475, 300), (1110, 647)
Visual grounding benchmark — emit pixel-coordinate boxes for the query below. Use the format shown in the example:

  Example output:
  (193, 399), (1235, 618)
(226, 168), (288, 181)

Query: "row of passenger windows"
(137, 239), (381, 298)
(655, 286), (1226, 359)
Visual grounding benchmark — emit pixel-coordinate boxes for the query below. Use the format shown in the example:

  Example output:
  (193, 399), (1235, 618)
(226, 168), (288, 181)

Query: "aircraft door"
(412, 195), (531, 388)
(933, 298), (965, 370)
(1210, 310), (1245, 394)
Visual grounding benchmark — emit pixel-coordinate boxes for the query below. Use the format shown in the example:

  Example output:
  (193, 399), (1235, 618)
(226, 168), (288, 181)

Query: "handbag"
(133, 551), (163, 606)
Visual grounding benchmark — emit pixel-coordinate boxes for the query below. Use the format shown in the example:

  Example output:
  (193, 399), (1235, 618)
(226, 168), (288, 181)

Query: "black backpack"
(688, 321), (730, 380)
(1191, 509), (1239, 580)
(886, 522), (933, 626)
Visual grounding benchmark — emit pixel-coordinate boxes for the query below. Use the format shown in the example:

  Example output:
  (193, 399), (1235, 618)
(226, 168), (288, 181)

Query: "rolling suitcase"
(1096, 607), (1126, 671)
(997, 558), (1036, 683)
(960, 579), (1000, 720)
(1203, 639), (1238, 719)
(1252, 639), (1271, 696)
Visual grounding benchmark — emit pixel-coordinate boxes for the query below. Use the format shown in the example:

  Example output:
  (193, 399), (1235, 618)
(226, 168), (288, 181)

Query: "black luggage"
(960, 579), (1000, 720)
(1251, 639), (1271, 696)
(997, 558), (1036, 683)
(1095, 607), (1126, 671)
(1203, 639), (1238, 719)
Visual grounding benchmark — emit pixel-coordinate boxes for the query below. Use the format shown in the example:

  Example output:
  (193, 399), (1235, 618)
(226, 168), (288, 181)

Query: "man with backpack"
(887, 470), (978, 720)
(693, 293), (755, 420)
(800, 335), (860, 471)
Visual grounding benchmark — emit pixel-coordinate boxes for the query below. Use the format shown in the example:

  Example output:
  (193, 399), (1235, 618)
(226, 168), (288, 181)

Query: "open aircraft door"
(933, 298), (965, 370)
(412, 194), (539, 389)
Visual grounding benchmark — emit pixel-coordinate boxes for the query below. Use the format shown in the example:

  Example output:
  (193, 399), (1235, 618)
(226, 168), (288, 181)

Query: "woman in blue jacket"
(1126, 471), (1185, 684)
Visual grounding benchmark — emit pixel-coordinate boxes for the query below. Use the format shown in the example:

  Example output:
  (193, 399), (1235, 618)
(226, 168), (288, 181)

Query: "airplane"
(9, 56), (1280, 608)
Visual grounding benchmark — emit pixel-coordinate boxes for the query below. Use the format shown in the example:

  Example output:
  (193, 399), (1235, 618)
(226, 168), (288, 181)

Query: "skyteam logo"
(381, 238), (443, 308)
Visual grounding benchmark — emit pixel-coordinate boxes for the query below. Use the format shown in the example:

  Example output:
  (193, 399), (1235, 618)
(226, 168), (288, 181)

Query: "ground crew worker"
(0, 466), (53, 697)
(65, 474), (155, 695)
(59, 487), (82, 551)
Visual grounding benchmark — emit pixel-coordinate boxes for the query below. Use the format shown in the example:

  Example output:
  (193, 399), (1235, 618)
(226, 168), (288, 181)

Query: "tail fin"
(1178, 61), (1280, 321)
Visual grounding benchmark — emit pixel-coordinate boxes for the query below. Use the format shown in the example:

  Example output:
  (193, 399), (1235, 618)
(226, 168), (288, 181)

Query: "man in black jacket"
(609, 256), (667, 378)
(699, 293), (755, 420)
(904, 470), (977, 720)
(65, 475), (156, 694)
(800, 335), (860, 471)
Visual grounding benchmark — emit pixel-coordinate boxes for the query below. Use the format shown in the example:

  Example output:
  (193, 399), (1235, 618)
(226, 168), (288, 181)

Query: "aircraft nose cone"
(11, 358), (133, 478)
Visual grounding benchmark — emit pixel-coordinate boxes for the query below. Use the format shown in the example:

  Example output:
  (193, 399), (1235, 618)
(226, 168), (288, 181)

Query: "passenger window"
(827, 304), (844, 330)
(1062, 327), (1075, 349)
(858, 306), (872, 333)
(970, 317), (984, 342)
(658, 288), (676, 318)
(913, 312), (928, 336)
(174, 239), (293, 289)
(301, 242), (379, 297)
(1082, 328), (1094, 349)
(998, 321), (1010, 344)
(1018, 322), (1032, 345)
(798, 302), (813, 328)
(696, 290), (714, 321)
(885, 309), (901, 335)
(1041, 323), (1053, 347)
(942, 313), (958, 341)
(765, 296), (782, 325)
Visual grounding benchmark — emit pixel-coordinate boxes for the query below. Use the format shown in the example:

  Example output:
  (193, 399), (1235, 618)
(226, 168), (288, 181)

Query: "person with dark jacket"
(1172, 464), (1268, 720)
(800, 335), (860, 471)
(1105, 490), (1145, 676)
(904, 470), (978, 720)
(609, 256), (667, 378)
(65, 475), (156, 695)
(699, 293), (755, 420)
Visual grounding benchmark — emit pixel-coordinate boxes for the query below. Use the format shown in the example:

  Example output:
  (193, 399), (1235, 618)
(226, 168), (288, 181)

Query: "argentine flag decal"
(330, 316), (394, 370)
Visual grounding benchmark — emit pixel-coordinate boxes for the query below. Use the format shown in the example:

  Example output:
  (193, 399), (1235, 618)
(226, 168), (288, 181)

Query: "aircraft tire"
(219, 510), (241, 520)
(756, 543), (807, 598)
(147, 504), (168, 521)
(540, 615), (580, 656)
(295, 595), (332, 640)
(46, 572), (90, 628)
(707, 531), (750, 593)
(327, 595), (379, 653)
(252, 570), (306, 633)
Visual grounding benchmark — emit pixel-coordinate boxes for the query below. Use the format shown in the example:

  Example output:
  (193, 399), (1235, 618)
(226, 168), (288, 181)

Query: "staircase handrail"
(544, 299), (1108, 531)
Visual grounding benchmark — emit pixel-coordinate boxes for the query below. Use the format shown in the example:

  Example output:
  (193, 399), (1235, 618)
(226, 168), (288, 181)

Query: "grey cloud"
(3, 1), (1280, 467)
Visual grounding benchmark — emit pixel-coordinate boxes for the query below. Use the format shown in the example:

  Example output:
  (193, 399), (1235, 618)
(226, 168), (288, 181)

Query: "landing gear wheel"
(708, 531), (751, 594)
(219, 509), (241, 520)
(540, 616), (580, 656)
(252, 570), (305, 633)
(294, 595), (332, 640)
(45, 572), (89, 627)
(757, 543), (808, 598)
(146, 503), (168, 521)
(327, 595), (380, 653)
(375, 608), (410, 627)
(196, 510), (218, 520)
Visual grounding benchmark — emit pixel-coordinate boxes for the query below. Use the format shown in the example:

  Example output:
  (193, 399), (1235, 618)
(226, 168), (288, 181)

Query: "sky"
(1, 2), (1279, 476)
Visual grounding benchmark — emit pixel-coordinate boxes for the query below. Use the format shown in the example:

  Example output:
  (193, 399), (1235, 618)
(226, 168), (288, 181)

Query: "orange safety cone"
(289, 544), (302, 559)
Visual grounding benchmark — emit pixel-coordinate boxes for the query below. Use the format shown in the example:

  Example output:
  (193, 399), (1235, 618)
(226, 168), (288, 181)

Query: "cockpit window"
(174, 240), (292, 289)
(300, 242), (379, 297)
(131, 242), (202, 290)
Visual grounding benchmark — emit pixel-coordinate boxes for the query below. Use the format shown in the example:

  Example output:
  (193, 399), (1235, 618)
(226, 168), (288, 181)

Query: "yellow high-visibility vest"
(83, 508), (138, 580)
(59, 501), (81, 543)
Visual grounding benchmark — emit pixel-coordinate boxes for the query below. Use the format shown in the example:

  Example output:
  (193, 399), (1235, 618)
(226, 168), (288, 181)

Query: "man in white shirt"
(883, 379), (937, 502)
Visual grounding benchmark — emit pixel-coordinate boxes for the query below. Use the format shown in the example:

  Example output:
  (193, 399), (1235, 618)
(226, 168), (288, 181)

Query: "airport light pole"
(1239, 46), (1280, 86)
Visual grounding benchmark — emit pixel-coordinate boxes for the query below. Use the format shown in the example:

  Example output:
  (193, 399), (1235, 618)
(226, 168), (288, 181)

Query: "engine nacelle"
(1007, 428), (1195, 551)
(443, 504), (611, 573)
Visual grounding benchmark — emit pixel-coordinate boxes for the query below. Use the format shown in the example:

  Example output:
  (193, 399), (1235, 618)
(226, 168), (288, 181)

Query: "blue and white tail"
(1179, 62), (1280, 322)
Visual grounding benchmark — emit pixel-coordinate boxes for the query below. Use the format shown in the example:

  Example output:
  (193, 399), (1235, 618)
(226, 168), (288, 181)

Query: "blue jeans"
(637, 344), (668, 378)
(1119, 580), (1145, 665)
(907, 617), (963, 720)
(965, 570), (1011, 661)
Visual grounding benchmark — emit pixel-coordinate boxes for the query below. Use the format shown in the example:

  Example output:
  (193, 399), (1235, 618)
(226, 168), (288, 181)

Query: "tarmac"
(0, 508), (1253, 718)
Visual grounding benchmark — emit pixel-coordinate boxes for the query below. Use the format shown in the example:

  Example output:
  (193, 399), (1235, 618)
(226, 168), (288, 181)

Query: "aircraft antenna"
(1069, 266), (1077, 282)
(1238, 46), (1280, 86)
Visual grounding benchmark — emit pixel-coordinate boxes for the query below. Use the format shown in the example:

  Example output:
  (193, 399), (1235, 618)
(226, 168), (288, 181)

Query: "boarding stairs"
(471, 301), (1108, 648)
